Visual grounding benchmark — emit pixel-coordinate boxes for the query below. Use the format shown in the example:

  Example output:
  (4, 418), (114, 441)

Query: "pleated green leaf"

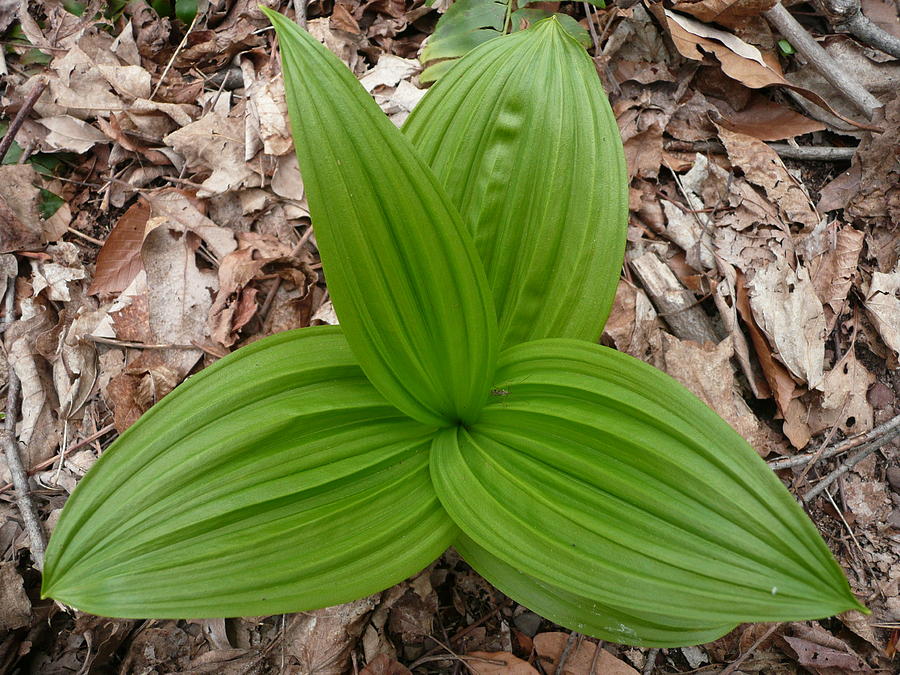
(431, 339), (863, 645)
(406, 17), (627, 347)
(265, 10), (497, 427)
(456, 536), (733, 647)
(42, 327), (456, 618)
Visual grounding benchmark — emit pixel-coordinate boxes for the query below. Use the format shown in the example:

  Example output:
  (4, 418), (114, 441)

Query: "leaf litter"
(0, 0), (899, 672)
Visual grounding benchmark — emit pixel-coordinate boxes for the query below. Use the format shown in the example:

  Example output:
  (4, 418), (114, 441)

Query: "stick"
(665, 140), (857, 162)
(149, 12), (200, 101)
(768, 413), (900, 470)
(802, 434), (893, 503)
(0, 423), (116, 494)
(0, 79), (47, 164)
(555, 632), (581, 675)
(818, 0), (900, 58)
(296, 0), (308, 30)
(721, 623), (780, 675)
(642, 648), (659, 675)
(630, 251), (720, 345)
(764, 4), (882, 119)
(1, 275), (46, 569)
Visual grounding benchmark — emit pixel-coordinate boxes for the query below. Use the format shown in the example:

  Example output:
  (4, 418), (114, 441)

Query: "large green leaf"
(432, 339), (862, 644)
(42, 327), (456, 618)
(406, 18), (627, 348)
(456, 536), (733, 647)
(265, 10), (497, 427)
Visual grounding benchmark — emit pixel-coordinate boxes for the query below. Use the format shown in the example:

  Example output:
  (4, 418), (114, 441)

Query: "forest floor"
(1, 0), (899, 673)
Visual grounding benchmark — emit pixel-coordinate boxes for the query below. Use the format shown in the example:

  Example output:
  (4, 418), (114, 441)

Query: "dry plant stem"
(720, 623), (781, 675)
(1, 280), (46, 569)
(642, 648), (659, 675)
(0, 423), (117, 495)
(768, 412), (900, 470)
(0, 80), (47, 163)
(665, 140), (857, 162)
(764, 3), (881, 119)
(818, 0), (900, 58)
(802, 435), (892, 502)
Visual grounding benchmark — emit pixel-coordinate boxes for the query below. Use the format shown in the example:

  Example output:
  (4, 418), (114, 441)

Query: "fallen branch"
(818, 0), (900, 58)
(802, 431), (897, 503)
(764, 3), (882, 119)
(665, 140), (857, 162)
(642, 648), (659, 675)
(1, 272), (46, 569)
(768, 413), (900, 470)
(0, 79), (47, 164)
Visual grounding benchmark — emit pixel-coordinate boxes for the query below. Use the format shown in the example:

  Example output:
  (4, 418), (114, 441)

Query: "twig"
(66, 227), (104, 247)
(802, 434), (893, 502)
(642, 648), (659, 675)
(764, 3), (882, 119)
(0, 423), (116, 495)
(768, 413), (900, 470)
(720, 623), (780, 675)
(665, 140), (857, 162)
(555, 632), (581, 675)
(817, 0), (900, 58)
(149, 12), (200, 101)
(293, 0), (308, 29)
(0, 79), (47, 163)
(258, 226), (314, 325)
(85, 335), (197, 350)
(583, 2), (601, 54)
(1, 275), (46, 569)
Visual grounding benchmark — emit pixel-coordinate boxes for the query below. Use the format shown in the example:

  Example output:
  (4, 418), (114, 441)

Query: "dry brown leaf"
(164, 110), (261, 197)
(281, 597), (377, 674)
(141, 218), (217, 378)
(89, 200), (150, 295)
(747, 259), (825, 389)
(671, 0), (777, 28)
(31, 243), (87, 302)
(601, 281), (663, 360)
(143, 189), (237, 259)
(658, 9), (866, 126)
(735, 270), (796, 412)
(780, 635), (867, 671)
(811, 350), (875, 436)
(533, 632), (638, 674)
(659, 334), (773, 454)
(360, 654), (412, 675)
(0, 562), (31, 630)
(466, 651), (540, 675)
(0, 165), (44, 252)
(246, 72), (292, 157)
(36, 114), (109, 153)
(864, 267), (900, 361)
(845, 96), (900, 225)
(716, 125), (819, 230)
(717, 94), (826, 141)
(804, 224), (864, 327)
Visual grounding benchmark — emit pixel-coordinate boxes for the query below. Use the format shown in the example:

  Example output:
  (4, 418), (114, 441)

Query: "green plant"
(419, 0), (590, 82)
(40, 12), (863, 647)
